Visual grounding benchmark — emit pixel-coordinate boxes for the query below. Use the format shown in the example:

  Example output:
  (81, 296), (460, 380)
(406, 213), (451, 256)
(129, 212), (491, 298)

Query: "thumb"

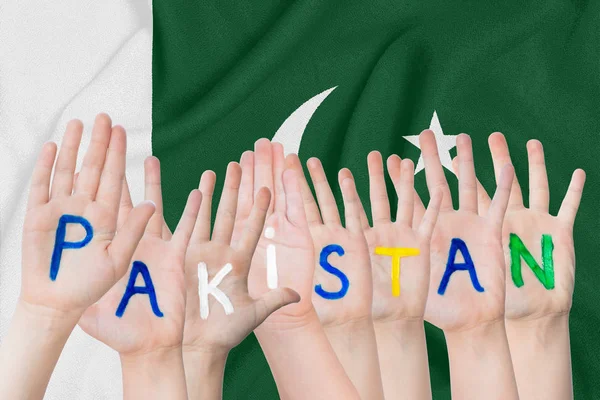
(253, 287), (301, 325)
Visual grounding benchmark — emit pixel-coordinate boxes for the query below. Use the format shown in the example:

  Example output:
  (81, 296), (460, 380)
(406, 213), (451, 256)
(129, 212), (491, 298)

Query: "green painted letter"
(509, 233), (554, 289)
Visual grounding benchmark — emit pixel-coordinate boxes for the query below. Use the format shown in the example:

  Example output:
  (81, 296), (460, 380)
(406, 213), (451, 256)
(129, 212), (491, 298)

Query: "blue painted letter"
(437, 238), (484, 295)
(50, 214), (93, 281)
(315, 244), (350, 300)
(116, 261), (164, 318)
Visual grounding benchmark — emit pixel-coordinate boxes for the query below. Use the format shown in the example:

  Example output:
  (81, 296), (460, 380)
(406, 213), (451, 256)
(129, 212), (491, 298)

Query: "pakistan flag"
(152, 1), (599, 398)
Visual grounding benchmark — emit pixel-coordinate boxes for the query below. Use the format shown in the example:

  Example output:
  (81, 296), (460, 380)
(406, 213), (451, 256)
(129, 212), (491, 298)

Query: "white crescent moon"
(272, 86), (337, 156)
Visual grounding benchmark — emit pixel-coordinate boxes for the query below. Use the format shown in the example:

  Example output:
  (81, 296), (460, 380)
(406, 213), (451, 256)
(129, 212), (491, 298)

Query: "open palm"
(78, 156), (201, 355)
(287, 155), (372, 327)
(183, 162), (299, 353)
(467, 133), (585, 321)
(235, 140), (315, 327)
(363, 152), (441, 322)
(21, 115), (154, 318)
(420, 130), (514, 332)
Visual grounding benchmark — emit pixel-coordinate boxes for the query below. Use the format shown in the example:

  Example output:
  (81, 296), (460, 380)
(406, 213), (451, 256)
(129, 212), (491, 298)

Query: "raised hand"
(419, 129), (519, 400)
(238, 139), (359, 400)
(287, 154), (384, 399)
(21, 114), (155, 318)
(182, 162), (300, 399)
(462, 133), (585, 400)
(237, 140), (316, 326)
(364, 151), (441, 400)
(77, 156), (201, 400)
(365, 151), (441, 323)
(78, 156), (200, 354)
(422, 131), (513, 331)
(0, 114), (155, 400)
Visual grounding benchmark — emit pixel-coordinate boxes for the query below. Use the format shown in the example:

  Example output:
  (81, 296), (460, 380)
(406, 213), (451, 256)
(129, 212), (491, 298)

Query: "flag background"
(0, 1), (598, 399)
(153, 1), (600, 399)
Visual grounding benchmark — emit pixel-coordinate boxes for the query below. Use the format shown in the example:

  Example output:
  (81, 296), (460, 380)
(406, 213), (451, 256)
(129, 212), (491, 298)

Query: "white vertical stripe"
(0, 1), (153, 399)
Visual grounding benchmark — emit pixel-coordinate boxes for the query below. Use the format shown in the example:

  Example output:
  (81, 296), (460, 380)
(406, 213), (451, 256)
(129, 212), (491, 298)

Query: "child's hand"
(420, 131), (513, 332)
(182, 162), (300, 354)
(21, 114), (155, 320)
(461, 133), (585, 400)
(0, 114), (155, 400)
(236, 140), (316, 328)
(78, 156), (201, 356)
(284, 155), (372, 327)
(365, 152), (441, 323)
(477, 133), (585, 321)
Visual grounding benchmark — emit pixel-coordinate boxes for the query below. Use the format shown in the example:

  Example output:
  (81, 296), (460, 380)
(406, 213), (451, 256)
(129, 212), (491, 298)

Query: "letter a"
(198, 262), (234, 319)
(50, 214), (93, 281)
(509, 233), (554, 289)
(116, 261), (164, 318)
(437, 238), (484, 295)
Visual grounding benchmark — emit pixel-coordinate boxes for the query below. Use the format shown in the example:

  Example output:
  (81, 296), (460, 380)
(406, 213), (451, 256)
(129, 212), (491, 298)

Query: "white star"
(403, 110), (457, 174)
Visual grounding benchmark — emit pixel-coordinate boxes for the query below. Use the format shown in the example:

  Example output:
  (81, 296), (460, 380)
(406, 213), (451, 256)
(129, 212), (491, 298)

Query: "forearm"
(183, 347), (227, 400)
(0, 300), (78, 400)
(325, 318), (384, 400)
(374, 319), (432, 400)
(506, 314), (572, 400)
(445, 319), (519, 400)
(121, 347), (188, 400)
(255, 310), (360, 400)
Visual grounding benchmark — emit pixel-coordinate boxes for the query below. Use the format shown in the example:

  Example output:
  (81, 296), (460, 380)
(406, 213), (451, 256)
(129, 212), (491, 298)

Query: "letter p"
(49, 214), (93, 281)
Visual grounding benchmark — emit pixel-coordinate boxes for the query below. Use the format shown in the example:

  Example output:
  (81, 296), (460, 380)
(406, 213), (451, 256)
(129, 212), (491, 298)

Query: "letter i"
(265, 227), (278, 289)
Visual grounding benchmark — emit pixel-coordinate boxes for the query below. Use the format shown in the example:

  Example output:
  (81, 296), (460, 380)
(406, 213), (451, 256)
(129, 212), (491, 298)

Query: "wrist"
(255, 305), (320, 334)
(445, 318), (508, 347)
(505, 313), (569, 348)
(13, 298), (79, 339)
(120, 345), (184, 370)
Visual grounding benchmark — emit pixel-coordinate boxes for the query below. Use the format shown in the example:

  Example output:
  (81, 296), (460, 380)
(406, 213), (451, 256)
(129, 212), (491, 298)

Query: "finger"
(338, 169), (364, 234)
(117, 177), (133, 230)
(396, 159), (415, 227)
(457, 134), (478, 213)
(412, 191), (427, 228)
(486, 164), (515, 232)
(285, 153), (322, 226)
(488, 132), (523, 209)
(526, 140), (549, 213)
(367, 151), (391, 226)
(254, 138), (274, 214)
(417, 190), (443, 240)
(236, 151), (254, 221)
(387, 155), (424, 226)
(50, 120), (83, 198)
(95, 125), (127, 216)
(307, 157), (341, 226)
(252, 287), (301, 325)
(339, 167), (369, 229)
(272, 142), (286, 214)
(172, 190), (203, 254)
(144, 156), (164, 237)
(558, 169), (586, 226)
(237, 187), (271, 262)
(75, 113), (112, 199)
(451, 157), (491, 216)
(27, 142), (57, 210)
(212, 162), (241, 244)
(190, 170), (216, 243)
(108, 201), (155, 278)
(283, 169), (309, 228)
(419, 129), (453, 211)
